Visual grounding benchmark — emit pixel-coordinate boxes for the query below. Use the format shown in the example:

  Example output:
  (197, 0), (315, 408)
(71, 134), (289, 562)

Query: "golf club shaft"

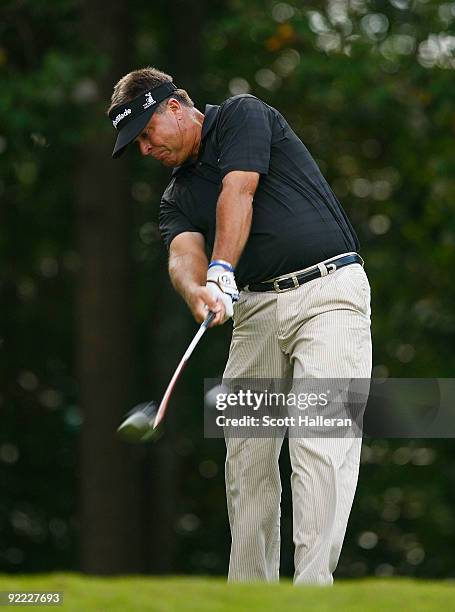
(153, 310), (215, 429)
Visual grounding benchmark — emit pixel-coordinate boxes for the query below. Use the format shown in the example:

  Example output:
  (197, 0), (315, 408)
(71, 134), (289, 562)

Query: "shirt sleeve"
(159, 178), (203, 250)
(216, 96), (273, 179)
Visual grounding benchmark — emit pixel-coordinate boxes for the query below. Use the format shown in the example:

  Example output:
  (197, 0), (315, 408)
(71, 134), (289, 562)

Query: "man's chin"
(160, 153), (191, 167)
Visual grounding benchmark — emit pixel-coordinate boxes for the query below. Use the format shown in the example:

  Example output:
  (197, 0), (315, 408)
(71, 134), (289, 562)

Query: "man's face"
(134, 99), (189, 166)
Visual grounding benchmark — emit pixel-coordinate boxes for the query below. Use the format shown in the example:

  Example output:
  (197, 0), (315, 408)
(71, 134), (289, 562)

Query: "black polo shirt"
(159, 94), (359, 288)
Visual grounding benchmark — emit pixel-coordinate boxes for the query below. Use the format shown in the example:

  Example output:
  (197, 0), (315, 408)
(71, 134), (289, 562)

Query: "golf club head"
(116, 401), (160, 443)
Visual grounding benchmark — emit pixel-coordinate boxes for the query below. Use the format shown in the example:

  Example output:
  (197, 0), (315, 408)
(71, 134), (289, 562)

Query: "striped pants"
(223, 261), (372, 585)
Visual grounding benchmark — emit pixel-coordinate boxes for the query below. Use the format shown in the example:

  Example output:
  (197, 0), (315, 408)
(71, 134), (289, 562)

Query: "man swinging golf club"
(108, 67), (372, 586)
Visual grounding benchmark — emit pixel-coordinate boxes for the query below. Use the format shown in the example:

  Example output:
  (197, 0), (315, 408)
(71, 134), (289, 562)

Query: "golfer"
(108, 67), (372, 585)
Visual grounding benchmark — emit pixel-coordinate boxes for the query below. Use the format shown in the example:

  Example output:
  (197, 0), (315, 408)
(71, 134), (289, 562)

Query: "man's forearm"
(168, 250), (208, 307)
(211, 181), (254, 267)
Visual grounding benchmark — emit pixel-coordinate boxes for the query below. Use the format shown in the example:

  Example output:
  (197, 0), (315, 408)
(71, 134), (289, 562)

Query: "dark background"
(1, 0), (454, 578)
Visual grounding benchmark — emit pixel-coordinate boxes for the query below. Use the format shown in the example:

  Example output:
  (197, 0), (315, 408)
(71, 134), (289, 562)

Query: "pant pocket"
(334, 265), (371, 317)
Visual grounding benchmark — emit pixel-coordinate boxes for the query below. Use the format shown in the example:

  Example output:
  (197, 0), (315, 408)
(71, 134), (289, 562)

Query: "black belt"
(244, 253), (364, 293)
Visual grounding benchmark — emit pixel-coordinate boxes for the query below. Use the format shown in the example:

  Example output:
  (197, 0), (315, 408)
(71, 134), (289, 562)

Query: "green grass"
(0, 574), (454, 611)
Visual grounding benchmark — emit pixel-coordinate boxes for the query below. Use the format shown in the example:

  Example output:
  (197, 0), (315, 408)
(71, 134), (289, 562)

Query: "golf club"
(117, 310), (216, 442)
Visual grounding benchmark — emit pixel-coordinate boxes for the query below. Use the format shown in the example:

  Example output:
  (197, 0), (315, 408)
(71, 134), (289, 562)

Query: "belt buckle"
(273, 279), (284, 292)
(273, 275), (299, 293)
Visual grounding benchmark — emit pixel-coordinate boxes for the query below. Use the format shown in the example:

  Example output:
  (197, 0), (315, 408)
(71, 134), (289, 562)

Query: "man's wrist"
(208, 259), (235, 272)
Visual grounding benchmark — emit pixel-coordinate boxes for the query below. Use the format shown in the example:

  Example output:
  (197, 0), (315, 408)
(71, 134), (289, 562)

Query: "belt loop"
(317, 262), (328, 277)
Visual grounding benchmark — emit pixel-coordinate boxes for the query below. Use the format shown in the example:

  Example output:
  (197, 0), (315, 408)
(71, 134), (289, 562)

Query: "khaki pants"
(223, 262), (372, 585)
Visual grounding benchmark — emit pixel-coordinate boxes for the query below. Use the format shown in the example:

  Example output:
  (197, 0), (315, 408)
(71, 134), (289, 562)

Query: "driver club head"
(116, 401), (161, 443)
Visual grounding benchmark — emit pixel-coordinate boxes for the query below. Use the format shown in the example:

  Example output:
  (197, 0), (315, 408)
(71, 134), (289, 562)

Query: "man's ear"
(167, 97), (182, 117)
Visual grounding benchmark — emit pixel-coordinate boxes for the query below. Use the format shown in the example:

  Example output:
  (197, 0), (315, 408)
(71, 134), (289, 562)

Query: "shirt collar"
(201, 104), (219, 141)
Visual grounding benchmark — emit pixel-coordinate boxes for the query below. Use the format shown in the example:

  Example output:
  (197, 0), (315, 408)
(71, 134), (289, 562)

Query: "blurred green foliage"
(1, 0), (454, 579)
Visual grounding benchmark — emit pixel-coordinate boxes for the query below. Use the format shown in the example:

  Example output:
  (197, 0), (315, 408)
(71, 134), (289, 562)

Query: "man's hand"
(206, 261), (239, 325)
(186, 261), (240, 327)
(167, 233), (243, 327)
(187, 286), (227, 327)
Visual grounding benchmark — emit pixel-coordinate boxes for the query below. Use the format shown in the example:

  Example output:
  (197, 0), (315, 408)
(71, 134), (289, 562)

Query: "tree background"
(1, 0), (454, 578)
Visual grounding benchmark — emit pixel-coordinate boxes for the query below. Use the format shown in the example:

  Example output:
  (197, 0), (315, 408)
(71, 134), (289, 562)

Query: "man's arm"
(212, 170), (260, 266)
(168, 171), (259, 327)
(168, 231), (225, 326)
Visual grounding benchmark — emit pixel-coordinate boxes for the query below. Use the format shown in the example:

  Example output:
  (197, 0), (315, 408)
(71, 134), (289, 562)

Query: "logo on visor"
(112, 108), (131, 128)
(143, 92), (156, 109)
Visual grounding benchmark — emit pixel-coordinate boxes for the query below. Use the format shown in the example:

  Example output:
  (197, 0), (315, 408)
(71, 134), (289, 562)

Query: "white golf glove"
(206, 260), (239, 322)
